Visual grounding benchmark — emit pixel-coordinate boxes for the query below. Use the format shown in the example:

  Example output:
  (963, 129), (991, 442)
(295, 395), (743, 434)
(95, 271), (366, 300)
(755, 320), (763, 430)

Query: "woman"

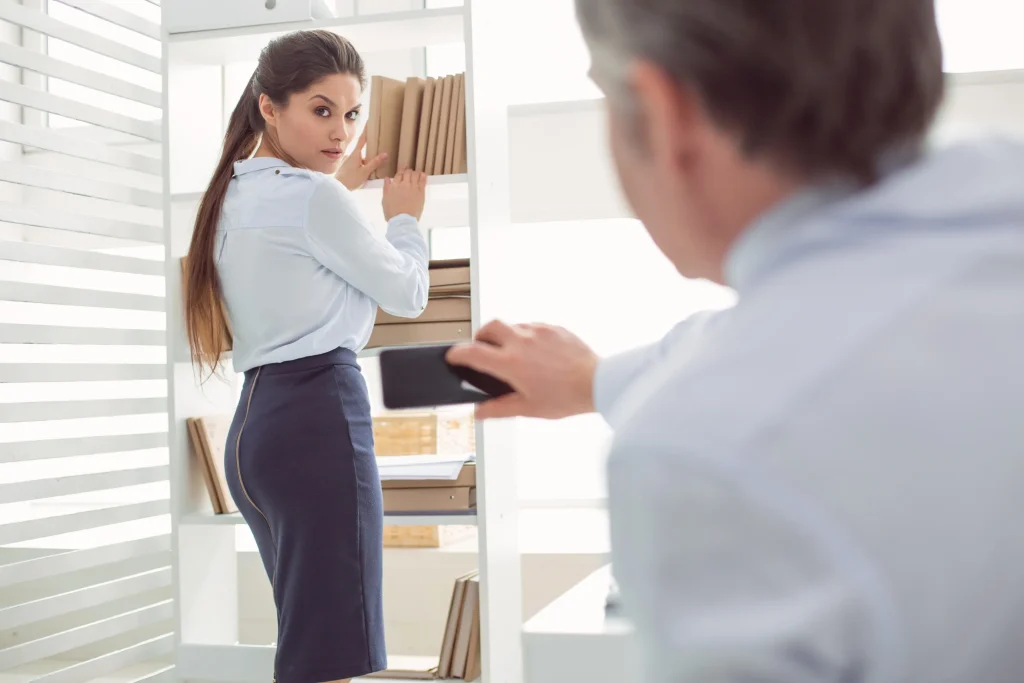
(183, 30), (429, 683)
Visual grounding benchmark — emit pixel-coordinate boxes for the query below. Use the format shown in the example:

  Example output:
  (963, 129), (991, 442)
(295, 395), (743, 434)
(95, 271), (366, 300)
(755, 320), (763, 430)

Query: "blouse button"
(275, 169), (280, 175)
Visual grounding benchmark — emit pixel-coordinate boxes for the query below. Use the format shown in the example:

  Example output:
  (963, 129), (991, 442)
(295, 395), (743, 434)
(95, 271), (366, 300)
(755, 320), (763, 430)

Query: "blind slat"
(0, 121), (161, 175)
(0, 240), (164, 276)
(0, 281), (164, 311)
(52, 0), (161, 41)
(32, 640), (174, 683)
(0, 203), (162, 243)
(0, 82), (161, 141)
(0, 160), (163, 208)
(0, 499), (168, 545)
(0, 364), (166, 382)
(0, 600), (172, 670)
(0, 433), (168, 464)
(0, 43), (161, 107)
(0, 2), (161, 73)
(0, 397), (167, 423)
(0, 324), (165, 346)
(0, 465), (169, 504)
(0, 535), (170, 586)
(0, 567), (171, 629)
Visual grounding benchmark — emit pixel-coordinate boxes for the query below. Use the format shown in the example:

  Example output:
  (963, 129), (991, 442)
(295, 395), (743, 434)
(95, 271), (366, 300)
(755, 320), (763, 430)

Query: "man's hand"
(336, 129), (387, 190)
(445, 320), (600, 420)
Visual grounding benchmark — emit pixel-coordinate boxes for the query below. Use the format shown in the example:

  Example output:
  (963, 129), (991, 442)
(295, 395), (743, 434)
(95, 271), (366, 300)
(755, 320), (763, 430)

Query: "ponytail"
(184, 74), (261, 381)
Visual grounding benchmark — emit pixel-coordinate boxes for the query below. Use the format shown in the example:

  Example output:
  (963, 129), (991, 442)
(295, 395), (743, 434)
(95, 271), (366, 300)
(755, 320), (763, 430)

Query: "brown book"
(187, 415), (237, 514)
(464, 590), (482, 681)
(432, 75), (455, 176)
(383, 486), (475, 513)
(375, 297), (471, 325)
(365, 75), (384, 164)
(374, 76), (407, 179)
(397, 77), (426, 172)
(366, 321), (471, 349)
(424, 74), (444, 175)
(382, 463), (476, 490)
(443, 74), (463, 174)
(451, 575), (479, 679)
(187, 417), (225, 513)
(438, 571), (477, 678)
(414, 78), (437, 173)
(454, 74), (468, 175)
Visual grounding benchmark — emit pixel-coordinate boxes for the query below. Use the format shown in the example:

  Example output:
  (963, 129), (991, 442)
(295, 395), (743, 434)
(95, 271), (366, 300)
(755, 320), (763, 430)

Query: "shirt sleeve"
(593, 310), (719, 422)
(606, 437), (885, 683)
(303, 176), (429, 318)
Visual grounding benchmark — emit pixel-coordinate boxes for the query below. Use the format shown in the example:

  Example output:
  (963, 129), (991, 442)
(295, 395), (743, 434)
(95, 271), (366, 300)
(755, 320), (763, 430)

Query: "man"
(448, 1), (1024, 681)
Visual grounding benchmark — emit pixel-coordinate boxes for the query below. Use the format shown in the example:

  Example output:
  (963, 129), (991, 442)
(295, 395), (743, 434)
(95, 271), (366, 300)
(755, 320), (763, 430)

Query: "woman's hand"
(336, 129), (386, 191)
(383, 169), (427, 221)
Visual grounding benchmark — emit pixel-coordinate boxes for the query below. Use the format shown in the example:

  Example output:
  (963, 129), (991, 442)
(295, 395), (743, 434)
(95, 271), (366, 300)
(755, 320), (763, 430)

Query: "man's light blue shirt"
(215, 157), (429, 373)
(594, 137), (1024, 683)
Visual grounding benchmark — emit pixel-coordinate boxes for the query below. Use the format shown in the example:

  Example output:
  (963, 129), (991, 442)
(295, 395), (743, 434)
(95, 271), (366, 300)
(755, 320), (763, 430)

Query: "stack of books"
(363, 72), (467, 179)
(367, 571), (481, 681)
(367, 259), (472, 349)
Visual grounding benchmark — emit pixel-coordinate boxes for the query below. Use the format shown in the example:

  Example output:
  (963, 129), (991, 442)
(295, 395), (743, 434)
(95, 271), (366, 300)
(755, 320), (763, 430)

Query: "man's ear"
(257, 93), (276, 127)
(628, 60), (702, 172)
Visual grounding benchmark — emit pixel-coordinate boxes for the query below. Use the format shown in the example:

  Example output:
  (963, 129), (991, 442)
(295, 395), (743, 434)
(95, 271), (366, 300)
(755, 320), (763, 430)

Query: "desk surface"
(522, 565), (641, 683)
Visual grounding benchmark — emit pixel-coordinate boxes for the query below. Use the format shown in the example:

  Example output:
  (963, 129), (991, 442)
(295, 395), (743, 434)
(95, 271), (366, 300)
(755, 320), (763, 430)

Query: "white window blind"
(0, 2), (171, 682)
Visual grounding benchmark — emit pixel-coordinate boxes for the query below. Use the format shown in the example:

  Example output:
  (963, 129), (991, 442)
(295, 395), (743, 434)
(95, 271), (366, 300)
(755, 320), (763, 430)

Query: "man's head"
(575, 0), (945, 283)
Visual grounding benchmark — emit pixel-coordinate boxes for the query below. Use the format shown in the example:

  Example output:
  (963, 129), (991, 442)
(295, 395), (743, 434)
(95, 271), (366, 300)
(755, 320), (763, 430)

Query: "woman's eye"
(315, 106), (330, 117)
(346, 110), (360, 121)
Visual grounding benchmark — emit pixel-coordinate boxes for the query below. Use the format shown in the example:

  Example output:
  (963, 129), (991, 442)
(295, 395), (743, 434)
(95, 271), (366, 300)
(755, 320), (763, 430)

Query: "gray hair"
(574, 0), (946, 182)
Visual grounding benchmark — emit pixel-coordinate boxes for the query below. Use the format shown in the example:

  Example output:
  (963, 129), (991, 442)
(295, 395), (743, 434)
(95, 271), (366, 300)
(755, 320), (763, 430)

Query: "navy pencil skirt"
(224, 348), (386, 683)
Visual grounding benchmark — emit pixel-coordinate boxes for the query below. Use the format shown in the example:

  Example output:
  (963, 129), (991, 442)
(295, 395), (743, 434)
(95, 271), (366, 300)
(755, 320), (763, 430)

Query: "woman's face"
(261, 72), (363, 174)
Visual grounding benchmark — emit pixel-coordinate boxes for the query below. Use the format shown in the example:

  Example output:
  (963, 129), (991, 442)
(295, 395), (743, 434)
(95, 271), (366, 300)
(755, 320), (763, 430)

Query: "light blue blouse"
(215, 157), (429, 373)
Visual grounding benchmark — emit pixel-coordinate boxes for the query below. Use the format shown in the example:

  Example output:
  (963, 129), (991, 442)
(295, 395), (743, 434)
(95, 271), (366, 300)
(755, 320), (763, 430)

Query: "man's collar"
(723, 180), (858, 292)
(232, 157), (291, 177)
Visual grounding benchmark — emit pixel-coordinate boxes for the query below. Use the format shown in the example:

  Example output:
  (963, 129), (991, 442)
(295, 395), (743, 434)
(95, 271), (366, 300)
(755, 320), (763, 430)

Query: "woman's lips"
(322, 150), (343, 160)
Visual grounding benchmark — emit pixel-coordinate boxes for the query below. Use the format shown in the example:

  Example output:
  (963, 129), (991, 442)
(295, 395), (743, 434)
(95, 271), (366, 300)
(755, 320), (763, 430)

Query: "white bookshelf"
(162, 3), (520, 683)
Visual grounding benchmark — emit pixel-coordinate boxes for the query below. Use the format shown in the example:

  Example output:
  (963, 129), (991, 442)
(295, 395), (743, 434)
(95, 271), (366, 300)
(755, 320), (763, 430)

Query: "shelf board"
(168, 7), (465, 64)
(180, 510), (477, 527)
(178, 642), (472, 683)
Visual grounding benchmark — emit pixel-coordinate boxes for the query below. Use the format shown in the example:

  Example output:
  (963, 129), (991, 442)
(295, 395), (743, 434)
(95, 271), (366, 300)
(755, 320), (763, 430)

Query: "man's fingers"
(474, 319), (517, 347)
(475, 392), (527, 420)
(445, 342), (511, 380)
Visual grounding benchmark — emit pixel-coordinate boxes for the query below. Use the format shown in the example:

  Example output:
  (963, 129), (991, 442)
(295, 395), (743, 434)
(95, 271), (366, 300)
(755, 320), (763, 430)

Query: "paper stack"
(367, 259), (472, 350)
(363, 72), (467, 179)
(378, 454), (476, 515)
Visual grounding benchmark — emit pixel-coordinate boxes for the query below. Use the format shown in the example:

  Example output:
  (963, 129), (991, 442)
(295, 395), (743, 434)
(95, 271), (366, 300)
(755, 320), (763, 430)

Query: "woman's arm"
(303, 172), (429, 317)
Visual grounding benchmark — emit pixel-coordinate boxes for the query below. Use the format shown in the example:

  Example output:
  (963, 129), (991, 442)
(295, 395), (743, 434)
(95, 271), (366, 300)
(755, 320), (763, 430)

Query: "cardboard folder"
(375, 297), (471, 326)
(373, 75), (407, 179)
(424, 75), (444, 174)
(383, 486), (475, 512)
(432, 75), (454, 176)
(453, 74), (467, 174)
(414, 78), (437, 173)
(397, 77), (426, 172)
(444, 73), (463, 174)
(366, 321), (471, 349)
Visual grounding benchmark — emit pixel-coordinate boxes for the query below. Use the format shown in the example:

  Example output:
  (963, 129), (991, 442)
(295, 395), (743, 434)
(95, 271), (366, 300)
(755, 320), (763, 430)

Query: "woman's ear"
(258, 93), (277, 127)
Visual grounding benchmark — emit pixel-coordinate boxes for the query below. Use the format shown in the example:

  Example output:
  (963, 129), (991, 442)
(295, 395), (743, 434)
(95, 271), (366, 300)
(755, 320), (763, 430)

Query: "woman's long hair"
(183, 30), (366, 380)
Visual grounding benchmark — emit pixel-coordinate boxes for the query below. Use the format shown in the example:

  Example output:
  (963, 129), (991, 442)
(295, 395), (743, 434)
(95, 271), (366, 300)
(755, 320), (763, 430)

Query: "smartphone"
(378, 344), (514, 410)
